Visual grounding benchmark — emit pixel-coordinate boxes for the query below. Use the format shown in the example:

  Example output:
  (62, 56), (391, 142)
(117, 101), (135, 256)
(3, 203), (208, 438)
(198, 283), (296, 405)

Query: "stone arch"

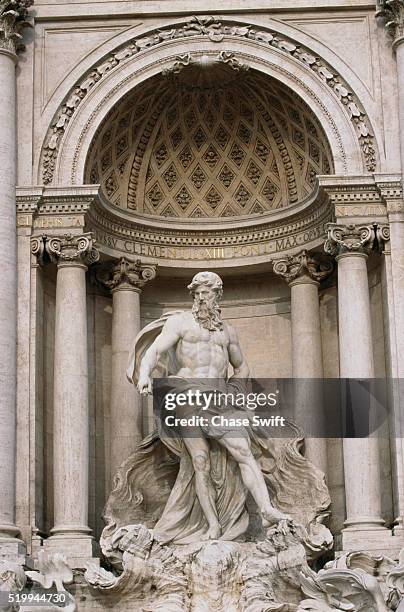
(84, 65), (334, 219)
(37, 16), (382, 189)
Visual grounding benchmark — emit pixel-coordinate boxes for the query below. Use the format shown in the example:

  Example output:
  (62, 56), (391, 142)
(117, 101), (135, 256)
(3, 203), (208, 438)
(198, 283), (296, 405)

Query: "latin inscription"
(94, 224), (325, 261)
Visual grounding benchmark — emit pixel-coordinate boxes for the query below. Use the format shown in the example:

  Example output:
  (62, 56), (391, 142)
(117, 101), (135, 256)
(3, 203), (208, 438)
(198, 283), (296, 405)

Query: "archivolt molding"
(39, 15), (378, 187)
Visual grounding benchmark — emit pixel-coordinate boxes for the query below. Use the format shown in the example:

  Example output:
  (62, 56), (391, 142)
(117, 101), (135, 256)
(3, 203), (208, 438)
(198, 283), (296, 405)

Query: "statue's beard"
(192, 298), (223, 331)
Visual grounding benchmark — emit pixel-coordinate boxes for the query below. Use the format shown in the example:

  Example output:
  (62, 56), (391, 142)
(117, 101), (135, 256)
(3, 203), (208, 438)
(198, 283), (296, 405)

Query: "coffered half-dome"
(85, 63), (333, 219)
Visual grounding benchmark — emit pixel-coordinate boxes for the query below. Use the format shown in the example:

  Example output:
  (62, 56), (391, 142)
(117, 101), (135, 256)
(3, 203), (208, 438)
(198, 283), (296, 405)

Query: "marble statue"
(136, 271), (287, 539)
(99, 272), (331, 549)
(79, 274), (404, 610)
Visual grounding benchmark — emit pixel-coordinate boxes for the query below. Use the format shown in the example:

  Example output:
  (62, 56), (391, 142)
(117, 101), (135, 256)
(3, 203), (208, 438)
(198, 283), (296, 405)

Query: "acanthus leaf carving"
(102, 257), (157, 291)
(324, 223), (376, 257)
(273, 249), (333, 285)
(376, 0), (404, 43)
(0, 0), (33, 55)
(44, 232), (100, 267)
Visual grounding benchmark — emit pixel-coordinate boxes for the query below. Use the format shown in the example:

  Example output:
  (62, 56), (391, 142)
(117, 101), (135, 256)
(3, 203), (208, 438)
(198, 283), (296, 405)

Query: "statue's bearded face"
(192, 285), (223, 331)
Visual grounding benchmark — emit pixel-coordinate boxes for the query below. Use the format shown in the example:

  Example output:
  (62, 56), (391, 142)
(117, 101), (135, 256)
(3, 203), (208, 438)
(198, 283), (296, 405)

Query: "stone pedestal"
(42, 234), (100, 566)
(326, 224), (390, 552)
(274, 250), (332, 474)
(104, 258), (156, 481)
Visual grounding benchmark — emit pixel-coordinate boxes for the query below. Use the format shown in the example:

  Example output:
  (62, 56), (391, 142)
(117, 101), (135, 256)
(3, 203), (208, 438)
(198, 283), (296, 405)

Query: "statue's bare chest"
(181, 321), (229, 348)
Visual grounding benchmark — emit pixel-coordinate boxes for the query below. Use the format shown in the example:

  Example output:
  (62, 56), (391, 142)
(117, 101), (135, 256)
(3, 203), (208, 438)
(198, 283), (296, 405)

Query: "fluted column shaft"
(43, 234), (99, 562)
(274, 250), (332, 473)
(105, 258), (156, 482)
(326, 224), (386, 538)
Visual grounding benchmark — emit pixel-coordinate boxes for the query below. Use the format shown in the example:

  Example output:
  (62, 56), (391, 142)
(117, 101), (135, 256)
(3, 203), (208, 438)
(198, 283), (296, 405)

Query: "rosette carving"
(324, 224), (376, 257)
(0, 0), (33, 54)
(104, 257), (156, 290)
(273, 250), (333, 285)
(45, 233), (100, 267)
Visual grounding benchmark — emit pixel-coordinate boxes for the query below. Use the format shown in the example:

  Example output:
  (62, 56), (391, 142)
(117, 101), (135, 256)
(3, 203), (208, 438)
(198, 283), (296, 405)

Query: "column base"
(44, 530), (100, 569)
(342, 525), (404, 558)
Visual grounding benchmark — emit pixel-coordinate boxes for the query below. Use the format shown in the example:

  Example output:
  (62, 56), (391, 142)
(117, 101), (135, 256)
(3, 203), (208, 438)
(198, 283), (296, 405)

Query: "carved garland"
(40, 15), (377, 185)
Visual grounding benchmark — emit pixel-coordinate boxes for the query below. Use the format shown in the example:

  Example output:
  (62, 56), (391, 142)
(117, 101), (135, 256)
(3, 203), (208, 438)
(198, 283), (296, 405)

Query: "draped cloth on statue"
(101, 312), (331, 551)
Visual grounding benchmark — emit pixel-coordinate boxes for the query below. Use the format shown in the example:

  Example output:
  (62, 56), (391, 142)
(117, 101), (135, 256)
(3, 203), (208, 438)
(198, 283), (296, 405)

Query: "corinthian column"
(274, 250), (332, 473)
(0, 0), (32, 558)
(325, 223), (388, 549)
(104, 258), (156, 482)
(44, 234), (99, 565)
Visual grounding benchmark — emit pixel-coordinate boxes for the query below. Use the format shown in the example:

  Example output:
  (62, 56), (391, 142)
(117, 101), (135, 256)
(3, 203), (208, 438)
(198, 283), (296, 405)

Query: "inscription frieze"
(93, 223), (326, 261)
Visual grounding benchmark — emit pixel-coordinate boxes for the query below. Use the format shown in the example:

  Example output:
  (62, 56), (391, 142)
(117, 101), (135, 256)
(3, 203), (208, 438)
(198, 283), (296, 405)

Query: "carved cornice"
(32, 233), (100, 268)
(273, 250), (333, 285)
(324, 223), (376, 258)
(103, 257), (156, 291)
(41, 15), (377, 185)
(88, 187), (333, 250)
(376, 0), (404, 45)
(0, 0), (33, 55)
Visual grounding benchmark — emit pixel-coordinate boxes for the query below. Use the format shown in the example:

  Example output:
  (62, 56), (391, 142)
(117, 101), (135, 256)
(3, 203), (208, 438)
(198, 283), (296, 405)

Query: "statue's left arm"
(227, 325), (250, 379)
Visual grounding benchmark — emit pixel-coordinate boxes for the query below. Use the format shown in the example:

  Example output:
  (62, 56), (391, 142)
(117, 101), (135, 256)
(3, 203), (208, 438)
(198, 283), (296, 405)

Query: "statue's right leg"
(180, 424), (221, 540)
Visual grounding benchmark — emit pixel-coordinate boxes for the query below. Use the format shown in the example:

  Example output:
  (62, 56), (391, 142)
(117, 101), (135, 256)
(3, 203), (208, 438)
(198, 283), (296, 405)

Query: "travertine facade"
(2, 0), (404, 610)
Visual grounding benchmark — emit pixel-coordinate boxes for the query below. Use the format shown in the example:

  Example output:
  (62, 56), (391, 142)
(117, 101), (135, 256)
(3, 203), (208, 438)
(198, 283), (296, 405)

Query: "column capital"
(30, 235), (46, 267)
(0, 0), (33, 55)
(104, 257), (156, 292)
(32, 233), (100, 268)
(376, 0), (404, 48)
(273, 249), (333, 286)
(324, 223), (376, 259)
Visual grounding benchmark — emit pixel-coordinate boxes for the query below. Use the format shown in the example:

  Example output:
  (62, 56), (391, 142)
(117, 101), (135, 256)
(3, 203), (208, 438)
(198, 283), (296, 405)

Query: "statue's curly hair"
(187, 271), (223, 300)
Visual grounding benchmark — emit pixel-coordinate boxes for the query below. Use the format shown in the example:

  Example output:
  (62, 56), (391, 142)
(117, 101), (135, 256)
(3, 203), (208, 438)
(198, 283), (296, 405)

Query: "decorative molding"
(162, 51), (249, 79)
(273, 249), (333, 285)
(40, 15), (377, 185)
(0, 0), (33, 55)
(103, 257), (156, 291)
(324, 223), (376, 257)
(376, 178), (404, 213)
(162, 52), (195, 76)
(376, 0), (404, 44)
(88, 189), (332, 250)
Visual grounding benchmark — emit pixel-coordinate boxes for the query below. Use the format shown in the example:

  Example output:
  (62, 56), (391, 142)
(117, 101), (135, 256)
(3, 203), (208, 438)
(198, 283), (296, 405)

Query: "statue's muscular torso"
(174, 313), (230, 378)
(138, 308), (249, 395)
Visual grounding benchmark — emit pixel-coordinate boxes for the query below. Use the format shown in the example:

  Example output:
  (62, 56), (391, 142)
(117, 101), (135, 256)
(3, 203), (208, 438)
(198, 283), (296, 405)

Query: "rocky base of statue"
(2, 529), (404, 611)
(79, 520), (402, 612)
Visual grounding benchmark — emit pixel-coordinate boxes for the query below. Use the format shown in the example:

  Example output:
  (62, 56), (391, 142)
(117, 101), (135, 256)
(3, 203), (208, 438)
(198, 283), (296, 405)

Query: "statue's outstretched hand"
(138, 374), (152, 395)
